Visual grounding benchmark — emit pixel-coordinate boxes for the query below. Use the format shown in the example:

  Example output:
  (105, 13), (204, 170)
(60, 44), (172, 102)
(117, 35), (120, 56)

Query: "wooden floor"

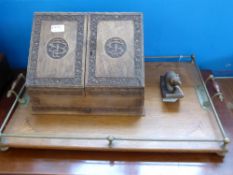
(0, 72), (233, 175)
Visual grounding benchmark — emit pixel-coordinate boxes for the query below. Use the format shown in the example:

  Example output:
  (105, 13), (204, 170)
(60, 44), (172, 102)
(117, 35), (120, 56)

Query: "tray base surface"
(2, 63), (224, 153)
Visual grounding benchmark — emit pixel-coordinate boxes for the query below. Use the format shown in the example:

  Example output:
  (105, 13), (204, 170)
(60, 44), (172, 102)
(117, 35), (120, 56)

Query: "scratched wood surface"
(2, 63), (224, 153)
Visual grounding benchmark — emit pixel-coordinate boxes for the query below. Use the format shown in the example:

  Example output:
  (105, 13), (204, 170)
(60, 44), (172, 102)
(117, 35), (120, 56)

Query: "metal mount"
(145, 54), (195, 63)
(107, 136), (115, 147)
(0, 136), (9, 151)
(0, 73), (27, 151)
(205, 74), (224, 102)
(218, 137), (231, 156)
(0, 146), (9, 152)
(191, 54), (230, 155)
(6, 73), (28, 105)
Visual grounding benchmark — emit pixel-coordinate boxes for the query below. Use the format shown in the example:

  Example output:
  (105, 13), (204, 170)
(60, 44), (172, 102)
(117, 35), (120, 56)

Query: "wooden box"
(26, 12), (144, 115)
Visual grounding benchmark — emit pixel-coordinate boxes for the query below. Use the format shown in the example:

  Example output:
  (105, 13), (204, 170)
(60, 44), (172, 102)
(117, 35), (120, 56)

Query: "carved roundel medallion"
(47, 38), (69, 59)
(105, 37), (127, 58)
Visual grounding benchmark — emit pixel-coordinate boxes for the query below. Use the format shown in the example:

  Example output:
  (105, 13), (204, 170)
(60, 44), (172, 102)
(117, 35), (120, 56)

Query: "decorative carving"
(47, 38), (69, 59)
(87, 13), (144, 87)
(26, 13), (144, 88)
(26, 13), (85, 87)
(105, 37), (127, 58)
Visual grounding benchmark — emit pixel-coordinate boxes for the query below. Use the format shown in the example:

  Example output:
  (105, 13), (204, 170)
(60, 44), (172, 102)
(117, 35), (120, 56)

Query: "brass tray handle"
(205, 74), (224, 102)
(6, 73), (28, 104)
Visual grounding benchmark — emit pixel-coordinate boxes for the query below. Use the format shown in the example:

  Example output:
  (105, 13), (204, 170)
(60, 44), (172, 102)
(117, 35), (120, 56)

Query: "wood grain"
(85, 13), (144, 88)
(37, 21), (77, 78)
(0, 70), (233, 175)
(28, 88), (144, 115)
(2, 63), (224, 153)
(26, 13), (87, 88)
(95, 20), (135, 78)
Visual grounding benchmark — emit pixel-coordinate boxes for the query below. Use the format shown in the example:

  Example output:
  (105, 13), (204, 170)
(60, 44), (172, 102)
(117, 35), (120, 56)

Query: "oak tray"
(0, 60), (229, 156)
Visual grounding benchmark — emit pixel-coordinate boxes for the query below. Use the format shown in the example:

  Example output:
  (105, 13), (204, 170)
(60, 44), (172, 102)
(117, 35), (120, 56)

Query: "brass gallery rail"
(0, 54), (230, 156)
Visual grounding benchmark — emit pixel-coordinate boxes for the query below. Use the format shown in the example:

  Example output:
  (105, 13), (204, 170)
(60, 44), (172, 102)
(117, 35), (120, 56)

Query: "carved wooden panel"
(26, 13), (87, 88)
(85, 13), (144, 88)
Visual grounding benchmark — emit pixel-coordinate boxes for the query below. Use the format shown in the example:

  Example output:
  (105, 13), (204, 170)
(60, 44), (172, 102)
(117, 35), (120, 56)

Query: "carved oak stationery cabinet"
(26, 12), (144, 115)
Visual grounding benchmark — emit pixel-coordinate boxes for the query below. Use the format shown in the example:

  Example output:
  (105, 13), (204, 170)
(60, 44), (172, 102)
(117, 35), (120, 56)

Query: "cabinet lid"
(85, 13), (144, 88)
(26, 13), (86, 88)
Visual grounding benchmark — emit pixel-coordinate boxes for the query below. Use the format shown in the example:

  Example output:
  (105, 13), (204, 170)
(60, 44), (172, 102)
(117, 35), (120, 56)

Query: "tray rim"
(0, 55), (230, 156)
